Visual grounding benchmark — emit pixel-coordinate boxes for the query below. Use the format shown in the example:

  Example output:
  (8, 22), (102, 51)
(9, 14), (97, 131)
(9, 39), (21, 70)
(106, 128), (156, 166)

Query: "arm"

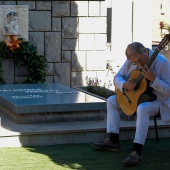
(114, 60), (137, 92)
(150, 60), (170, 96)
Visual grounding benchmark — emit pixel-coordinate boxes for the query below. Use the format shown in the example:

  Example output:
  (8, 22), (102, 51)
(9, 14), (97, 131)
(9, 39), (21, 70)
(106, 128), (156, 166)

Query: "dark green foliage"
(86, 85), (115, 98)
(0, 39), (47, 84)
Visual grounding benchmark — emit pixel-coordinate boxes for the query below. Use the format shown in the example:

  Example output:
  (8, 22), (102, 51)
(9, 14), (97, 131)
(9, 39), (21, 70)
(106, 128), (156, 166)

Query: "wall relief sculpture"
(0, 5), (28, 41)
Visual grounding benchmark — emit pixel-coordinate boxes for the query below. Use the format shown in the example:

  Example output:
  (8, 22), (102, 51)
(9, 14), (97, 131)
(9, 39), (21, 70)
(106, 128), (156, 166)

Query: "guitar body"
(116, 69), (149, 115)
(116, 33), (170, 115)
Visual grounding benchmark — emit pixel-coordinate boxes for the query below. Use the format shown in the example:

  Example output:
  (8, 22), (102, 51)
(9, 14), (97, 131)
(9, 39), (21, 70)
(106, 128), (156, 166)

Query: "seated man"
(93, 42), (170, 165)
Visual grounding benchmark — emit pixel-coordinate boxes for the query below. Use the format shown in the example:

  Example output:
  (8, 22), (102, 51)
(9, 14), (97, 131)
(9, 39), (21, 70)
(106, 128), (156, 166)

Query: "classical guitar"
(116, 34), (170, 116)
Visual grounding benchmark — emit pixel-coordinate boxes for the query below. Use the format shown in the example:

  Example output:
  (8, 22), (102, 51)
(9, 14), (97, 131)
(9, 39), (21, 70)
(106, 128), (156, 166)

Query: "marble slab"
(0, 83), (106, 114)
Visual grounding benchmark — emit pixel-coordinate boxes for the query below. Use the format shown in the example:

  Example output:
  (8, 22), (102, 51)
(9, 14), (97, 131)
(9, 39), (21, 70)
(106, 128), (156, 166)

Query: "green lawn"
(0, 138), (170, 170)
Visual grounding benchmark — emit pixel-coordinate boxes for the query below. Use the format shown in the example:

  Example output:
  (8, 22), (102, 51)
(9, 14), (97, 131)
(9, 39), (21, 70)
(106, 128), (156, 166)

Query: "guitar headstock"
(159, 33), (170, 50)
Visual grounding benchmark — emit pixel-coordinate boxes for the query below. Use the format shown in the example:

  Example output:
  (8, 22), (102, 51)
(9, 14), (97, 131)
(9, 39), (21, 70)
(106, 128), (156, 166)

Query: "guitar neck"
(137, 47), (161, 83)
(147, 47), (161, 68)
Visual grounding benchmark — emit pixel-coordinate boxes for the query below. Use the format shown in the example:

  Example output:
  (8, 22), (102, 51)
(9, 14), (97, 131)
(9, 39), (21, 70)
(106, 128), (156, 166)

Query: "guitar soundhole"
(133, 83), (139, 92)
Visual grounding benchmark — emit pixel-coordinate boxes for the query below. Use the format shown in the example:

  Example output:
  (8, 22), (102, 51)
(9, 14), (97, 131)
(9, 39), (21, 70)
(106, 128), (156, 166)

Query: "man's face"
(126, 47), (148, 67)
(7, 16), (18, 25)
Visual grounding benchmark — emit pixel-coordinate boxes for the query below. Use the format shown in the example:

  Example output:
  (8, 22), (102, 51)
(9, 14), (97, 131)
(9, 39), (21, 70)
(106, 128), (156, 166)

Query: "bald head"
(125, 42), (146, 59)
(125, 42), (149, 66)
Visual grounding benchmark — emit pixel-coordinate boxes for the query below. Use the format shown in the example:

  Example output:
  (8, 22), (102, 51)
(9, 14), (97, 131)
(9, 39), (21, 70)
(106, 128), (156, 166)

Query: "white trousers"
(107, 95), (160, 145)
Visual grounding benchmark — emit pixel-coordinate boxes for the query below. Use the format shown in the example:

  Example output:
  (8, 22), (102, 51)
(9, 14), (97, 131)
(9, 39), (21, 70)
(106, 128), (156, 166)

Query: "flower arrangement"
(160, 21), (170, 32)
(4, 35), (21, 52)
(0, 36), (47, 84)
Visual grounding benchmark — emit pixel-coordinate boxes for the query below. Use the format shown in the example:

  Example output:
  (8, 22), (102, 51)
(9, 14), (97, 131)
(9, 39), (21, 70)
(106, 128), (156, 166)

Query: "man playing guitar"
(93, 41), (170, 165)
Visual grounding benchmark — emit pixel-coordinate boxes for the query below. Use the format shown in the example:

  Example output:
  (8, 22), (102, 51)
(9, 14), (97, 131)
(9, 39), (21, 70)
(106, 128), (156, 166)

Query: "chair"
(127, 112), (160, 143)
(153, 113), (161, 143)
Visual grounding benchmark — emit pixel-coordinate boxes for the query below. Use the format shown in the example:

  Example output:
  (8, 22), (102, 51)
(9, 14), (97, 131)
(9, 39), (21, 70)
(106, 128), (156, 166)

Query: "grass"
(0, 138), (170, 170)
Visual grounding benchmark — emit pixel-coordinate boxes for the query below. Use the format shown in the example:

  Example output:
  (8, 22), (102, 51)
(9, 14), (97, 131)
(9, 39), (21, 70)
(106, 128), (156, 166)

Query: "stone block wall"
(0, 1), (108, 87)
(1, 0), (168, 88)
(152, 0), (170, 42)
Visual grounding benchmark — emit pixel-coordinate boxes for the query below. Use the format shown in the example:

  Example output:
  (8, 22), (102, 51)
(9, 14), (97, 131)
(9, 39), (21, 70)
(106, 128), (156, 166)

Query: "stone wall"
(152, 0), (170, 42)
(0, 0), (169, 88)
(0, 0), (108, 87)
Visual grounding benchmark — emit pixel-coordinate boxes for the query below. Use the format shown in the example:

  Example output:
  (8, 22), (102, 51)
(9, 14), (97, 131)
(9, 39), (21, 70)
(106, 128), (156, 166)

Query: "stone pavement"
(0, 110), (169, 147)
(0, 83), (169, 147)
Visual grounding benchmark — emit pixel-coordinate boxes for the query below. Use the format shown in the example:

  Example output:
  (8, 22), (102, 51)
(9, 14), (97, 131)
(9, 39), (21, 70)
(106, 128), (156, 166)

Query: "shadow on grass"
(22, 138), (170, 170)
(0, 138), (170, 169)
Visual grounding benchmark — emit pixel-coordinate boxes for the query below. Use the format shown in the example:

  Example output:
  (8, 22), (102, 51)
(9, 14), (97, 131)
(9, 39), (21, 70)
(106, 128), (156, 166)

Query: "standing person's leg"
(92, 95), (122, 151)
(124, 101), (160, 165)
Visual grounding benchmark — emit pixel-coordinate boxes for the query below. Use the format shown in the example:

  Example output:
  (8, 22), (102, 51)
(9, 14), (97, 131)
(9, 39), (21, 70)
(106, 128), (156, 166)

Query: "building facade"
(0, 0), (169, 89)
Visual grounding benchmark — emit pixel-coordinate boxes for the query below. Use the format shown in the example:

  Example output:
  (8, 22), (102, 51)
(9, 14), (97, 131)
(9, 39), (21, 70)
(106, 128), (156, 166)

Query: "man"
(92, 42), (170, 165)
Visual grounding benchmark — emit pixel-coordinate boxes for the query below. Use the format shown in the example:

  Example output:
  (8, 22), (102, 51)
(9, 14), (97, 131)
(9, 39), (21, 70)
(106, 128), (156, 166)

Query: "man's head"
(6, 12), (18, 22)
(125, 42), (149, 66)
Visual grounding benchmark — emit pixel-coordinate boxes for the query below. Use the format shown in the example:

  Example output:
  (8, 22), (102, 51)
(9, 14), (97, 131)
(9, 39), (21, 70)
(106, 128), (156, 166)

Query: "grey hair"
(125, 42), (146, 56)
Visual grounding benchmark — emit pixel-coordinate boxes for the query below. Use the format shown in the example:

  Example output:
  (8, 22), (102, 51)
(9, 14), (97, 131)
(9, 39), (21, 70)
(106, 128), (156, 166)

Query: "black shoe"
(124, 151), (142, 165)
(92, 138), (121, 151)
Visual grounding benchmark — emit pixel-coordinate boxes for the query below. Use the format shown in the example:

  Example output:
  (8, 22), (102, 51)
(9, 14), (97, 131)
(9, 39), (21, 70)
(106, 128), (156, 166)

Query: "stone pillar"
(111, 0), (132, 66)
(133, 0), (152, 48)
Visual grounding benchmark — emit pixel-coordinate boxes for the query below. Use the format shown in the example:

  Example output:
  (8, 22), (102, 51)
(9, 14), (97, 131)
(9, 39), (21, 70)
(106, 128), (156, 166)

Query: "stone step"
(0, 111), (170, 147)
(0, 83), (169, 147)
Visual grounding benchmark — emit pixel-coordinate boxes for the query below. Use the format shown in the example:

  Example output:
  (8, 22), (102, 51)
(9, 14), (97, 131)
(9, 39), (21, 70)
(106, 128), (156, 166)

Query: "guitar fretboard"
(136, 47), (161, 84)
(147, 47), (161, 68)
